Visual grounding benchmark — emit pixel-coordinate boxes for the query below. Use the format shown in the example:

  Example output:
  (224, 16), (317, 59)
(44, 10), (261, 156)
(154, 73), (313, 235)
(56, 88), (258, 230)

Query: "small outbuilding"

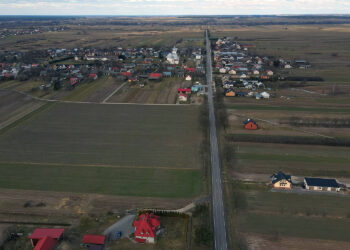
(243, 119), (258, 130)
(82, 234), (106, 250)
(304, 177), (340, 192)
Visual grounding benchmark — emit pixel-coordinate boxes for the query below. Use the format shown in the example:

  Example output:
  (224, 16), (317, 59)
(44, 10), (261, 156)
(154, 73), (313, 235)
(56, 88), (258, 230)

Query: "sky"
(0, 0), (350, 15)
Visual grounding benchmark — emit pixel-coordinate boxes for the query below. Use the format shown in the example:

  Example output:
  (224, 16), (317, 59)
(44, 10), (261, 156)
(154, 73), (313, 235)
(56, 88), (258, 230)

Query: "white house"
(253, 70), (260, 75)
(266, 70), (274, 76)
(261, 92), (270, 99)
(219, 68), (227, 74)
(229, 69), (236, 75)
(185, 75), (192, 81)
(178, 93), (188, 102)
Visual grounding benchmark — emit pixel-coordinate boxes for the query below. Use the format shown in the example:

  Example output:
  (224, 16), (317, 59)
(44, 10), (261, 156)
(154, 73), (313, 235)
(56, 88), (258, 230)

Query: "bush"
(194, 227), (213, 246)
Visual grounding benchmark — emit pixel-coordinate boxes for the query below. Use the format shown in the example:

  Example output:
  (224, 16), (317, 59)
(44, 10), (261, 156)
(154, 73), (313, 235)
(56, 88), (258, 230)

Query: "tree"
(194, 227), (213, 246)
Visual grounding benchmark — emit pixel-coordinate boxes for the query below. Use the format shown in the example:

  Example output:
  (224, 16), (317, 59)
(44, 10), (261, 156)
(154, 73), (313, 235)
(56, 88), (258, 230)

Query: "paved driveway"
(103, 214), (136, 241)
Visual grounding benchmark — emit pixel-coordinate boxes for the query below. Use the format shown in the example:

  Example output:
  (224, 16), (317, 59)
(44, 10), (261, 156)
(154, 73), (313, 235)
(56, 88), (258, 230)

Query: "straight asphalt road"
(205, 30), (228, 250)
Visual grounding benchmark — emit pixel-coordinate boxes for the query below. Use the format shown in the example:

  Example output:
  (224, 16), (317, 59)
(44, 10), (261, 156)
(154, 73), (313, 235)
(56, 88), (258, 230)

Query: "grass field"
(0, 102), (203, 198)
(240, 212), (350, 242)
(63, 76), (120, 102)
(230, 142), (350, 178)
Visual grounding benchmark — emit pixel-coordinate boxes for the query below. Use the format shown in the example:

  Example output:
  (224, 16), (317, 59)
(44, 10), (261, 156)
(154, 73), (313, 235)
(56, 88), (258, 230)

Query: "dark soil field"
(0, 102), (203, 198)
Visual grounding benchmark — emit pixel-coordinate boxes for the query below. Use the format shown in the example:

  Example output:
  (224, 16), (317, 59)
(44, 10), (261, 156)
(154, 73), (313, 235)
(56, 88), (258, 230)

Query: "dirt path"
(102, 81), (128, 103)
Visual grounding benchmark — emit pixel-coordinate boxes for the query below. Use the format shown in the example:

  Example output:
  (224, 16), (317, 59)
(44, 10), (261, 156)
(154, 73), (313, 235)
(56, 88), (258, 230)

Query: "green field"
(232, 142), (350, 177)
(0, 162), (201, 198)
(0, 102), (203, 197)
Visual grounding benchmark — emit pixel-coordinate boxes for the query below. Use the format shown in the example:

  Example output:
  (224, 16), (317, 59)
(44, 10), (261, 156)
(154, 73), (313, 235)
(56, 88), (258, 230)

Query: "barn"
(304, 177), (340, 192)
(243, 119), (258, 130)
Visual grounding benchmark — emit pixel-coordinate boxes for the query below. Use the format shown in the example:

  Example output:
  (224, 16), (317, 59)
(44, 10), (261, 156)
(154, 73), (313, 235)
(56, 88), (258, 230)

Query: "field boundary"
(0, 161), (199, 171)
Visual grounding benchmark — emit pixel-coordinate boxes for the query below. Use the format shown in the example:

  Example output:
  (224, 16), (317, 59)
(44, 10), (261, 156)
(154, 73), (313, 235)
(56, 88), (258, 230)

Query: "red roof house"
(185, 67), (195, 73)
(89, 73), (98, 80)
(177, 88), (191, 94)
(243, 119), (258, 130)
(148, 73), (162, 80)
(70, 77), (78, 86)
(121, 72), (131, 77)
(82, 234), (105, 249)
(134, 213), (160, 244)
(29, 228), (64, 250)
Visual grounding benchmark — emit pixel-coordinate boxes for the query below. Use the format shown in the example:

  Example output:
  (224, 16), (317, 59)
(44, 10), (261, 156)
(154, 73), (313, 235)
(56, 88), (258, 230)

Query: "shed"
(82, 234), (105, 250)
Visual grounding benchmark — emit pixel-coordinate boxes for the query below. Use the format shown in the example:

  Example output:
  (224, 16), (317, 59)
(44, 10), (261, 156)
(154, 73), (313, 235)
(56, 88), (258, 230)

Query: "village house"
(243, 119), (258, 130)
(82, 234), (106, 250)
(29, 228), (64, 250)
(304, 177), (340, 192)
(178, 93), (188, 102)
(148, 73), (162, 81)
(177, 88), (191, 94)
(271, 171), (292, 189)
(266, 70), (274, 76)
(185, 75), (192, 81)
(134, 213), (161, 244)
(225, 89), (235, 97)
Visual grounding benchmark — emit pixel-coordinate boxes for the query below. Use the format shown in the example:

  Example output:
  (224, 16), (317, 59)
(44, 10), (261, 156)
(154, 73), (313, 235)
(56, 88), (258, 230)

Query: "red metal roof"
(134, 213), (160, 240)
(82, 234), (105, 245)
(177, 88), (191, 93)
(30, 228), (64, 240)
(70, 77), (78, 86)
(185, 67), (195, 72)
(121, 72), (131, 76)
(34, 236), (56, 250)
(149, 73), (162, 78)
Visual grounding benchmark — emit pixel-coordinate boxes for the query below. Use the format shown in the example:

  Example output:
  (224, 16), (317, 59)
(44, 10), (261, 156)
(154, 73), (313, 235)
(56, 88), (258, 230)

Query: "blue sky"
(0, 0), (350, 15)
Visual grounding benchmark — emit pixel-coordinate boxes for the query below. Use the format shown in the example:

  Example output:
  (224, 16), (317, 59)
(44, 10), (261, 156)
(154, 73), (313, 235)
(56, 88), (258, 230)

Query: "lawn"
(0, 102), (204, 197)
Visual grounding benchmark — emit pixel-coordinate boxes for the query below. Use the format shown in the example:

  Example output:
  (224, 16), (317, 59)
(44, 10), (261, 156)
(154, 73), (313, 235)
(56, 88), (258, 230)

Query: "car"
(116, 231), (122, 239)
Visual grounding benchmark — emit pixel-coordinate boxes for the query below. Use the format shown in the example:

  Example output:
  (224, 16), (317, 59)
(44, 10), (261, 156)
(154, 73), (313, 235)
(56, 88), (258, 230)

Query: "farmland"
(0, 102), (204, 198)
(106, 77), (204, 104)
(214, 23), (350, 250)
